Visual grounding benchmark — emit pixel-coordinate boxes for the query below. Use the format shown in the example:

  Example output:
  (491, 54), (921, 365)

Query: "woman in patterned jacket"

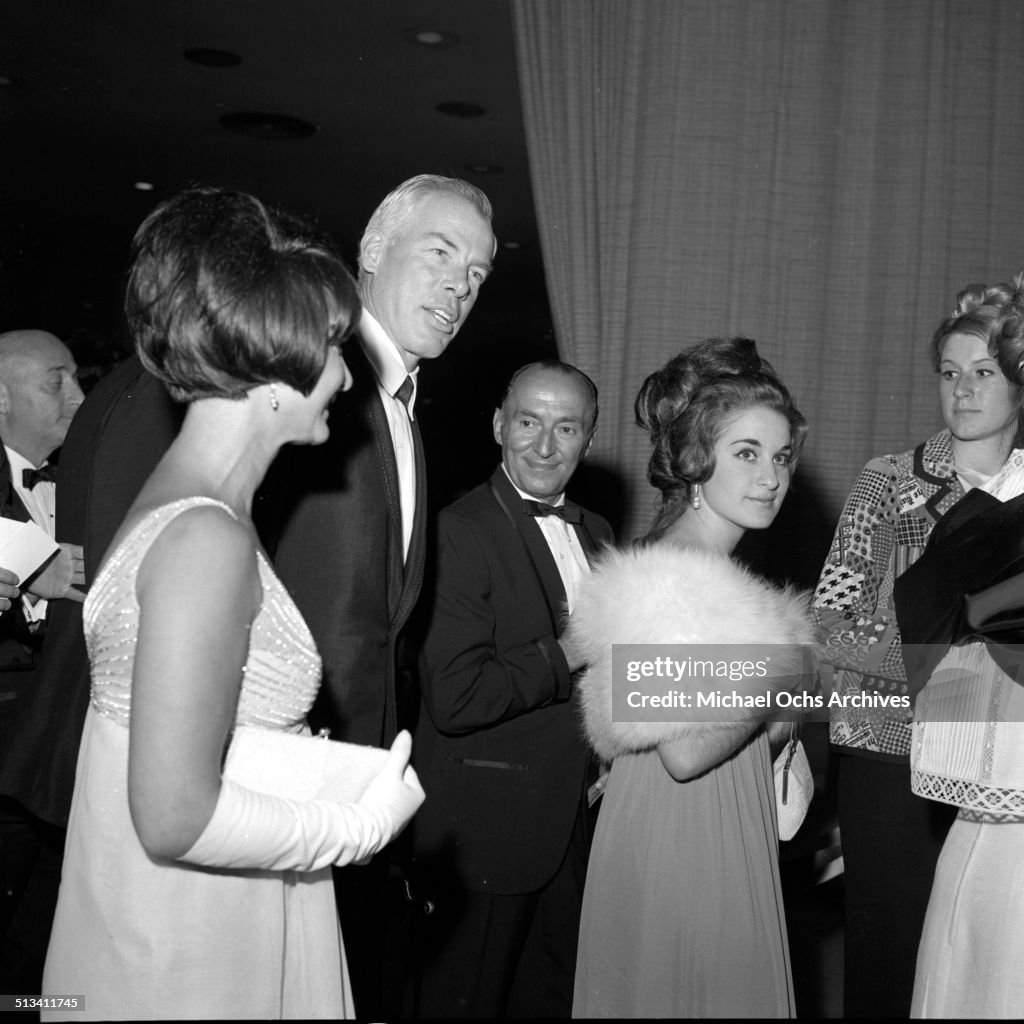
(813, 276), (1024, 1017)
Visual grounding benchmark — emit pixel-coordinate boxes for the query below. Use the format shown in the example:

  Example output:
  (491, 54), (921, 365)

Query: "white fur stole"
(567, 544), (816, 761)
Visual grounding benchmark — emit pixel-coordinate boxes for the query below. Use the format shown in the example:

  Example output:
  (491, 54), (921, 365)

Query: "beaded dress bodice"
(84, 497), (321, 730)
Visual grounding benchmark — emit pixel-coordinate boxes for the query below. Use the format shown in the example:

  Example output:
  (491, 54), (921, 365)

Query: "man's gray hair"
(358, 174), (494, 270)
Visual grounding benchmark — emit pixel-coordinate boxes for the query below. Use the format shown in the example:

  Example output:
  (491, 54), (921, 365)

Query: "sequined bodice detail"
(84, 497), (321, 730)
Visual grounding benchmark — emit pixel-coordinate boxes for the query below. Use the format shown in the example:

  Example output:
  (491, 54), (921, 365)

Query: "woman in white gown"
(42, 187), (424, 1020)
(891, 273), (1024, 1019)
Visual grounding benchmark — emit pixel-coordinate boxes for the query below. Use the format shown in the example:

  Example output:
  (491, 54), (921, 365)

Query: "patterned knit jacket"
(813, 429), (965, 760)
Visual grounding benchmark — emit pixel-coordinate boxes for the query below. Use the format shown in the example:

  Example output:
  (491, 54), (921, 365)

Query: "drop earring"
(269, 383), (279, 412)
(691, 484), (701, 510)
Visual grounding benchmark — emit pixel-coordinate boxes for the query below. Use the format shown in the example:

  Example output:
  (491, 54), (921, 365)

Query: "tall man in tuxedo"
(413, 360), (613, 1018)
(0, 329), (87, 992)
(269, 174), (496, 1017)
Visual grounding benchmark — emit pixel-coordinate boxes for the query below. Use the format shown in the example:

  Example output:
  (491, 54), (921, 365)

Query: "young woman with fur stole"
(569, 337), (815, 1019)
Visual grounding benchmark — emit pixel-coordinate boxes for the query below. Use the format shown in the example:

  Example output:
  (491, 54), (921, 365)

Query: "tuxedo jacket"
(268, 341), (427, 746)
(413, 466), (613, 895)
(0, 356), (182, 823)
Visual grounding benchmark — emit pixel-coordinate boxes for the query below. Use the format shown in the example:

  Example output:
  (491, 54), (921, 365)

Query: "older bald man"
(0, 328), (86, 645)
(0, 328), (85, 995)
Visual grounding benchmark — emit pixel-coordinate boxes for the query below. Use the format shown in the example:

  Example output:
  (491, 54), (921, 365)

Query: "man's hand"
(26, 543), (86, 603)
(0, 566), (20, 612)
(558, 633), (587, 675)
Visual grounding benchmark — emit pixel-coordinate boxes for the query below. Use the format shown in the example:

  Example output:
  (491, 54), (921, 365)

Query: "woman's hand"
(356, 730), (425, 844)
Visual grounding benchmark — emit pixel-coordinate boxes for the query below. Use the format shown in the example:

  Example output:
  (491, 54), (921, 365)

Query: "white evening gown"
(911, 451), (1024, 1018)
(43, 498), (352, 1020)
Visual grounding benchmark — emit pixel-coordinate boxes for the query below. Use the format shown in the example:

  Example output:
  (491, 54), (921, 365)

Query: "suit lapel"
(0, 447), (30, 524)
(488, 468), (567, 636)
(915, 433), (963, 522)
(349, 343), (405, 624)
(393, 416), (426, 630)
(350, 341), (427, 631)
(572, 516), (599, 563)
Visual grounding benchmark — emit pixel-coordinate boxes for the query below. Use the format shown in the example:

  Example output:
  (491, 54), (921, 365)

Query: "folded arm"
(420, 514), (571, 735)
(657, 721), (763, 781)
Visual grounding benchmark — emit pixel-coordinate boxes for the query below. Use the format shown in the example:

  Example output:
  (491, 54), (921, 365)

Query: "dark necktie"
(23, 463), (56, 490)
(395, 376), (415, 416)
(523, 499), (582, 524)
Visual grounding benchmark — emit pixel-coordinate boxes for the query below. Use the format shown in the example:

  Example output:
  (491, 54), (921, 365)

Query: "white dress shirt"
(6, 444), (55, 621)
(358, 310), (419, 561)
(503, 466), (590, 614)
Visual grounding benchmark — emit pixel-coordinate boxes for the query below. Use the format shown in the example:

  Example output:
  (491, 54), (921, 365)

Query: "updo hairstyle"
(929, 271), (1024, 392)
(126, 185), (360, 403)
(635, 337), (807, 534)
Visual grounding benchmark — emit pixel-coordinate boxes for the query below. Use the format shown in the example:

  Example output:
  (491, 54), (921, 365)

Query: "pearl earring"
(691, 484), (701, 510)
(269, 383), (279, 412)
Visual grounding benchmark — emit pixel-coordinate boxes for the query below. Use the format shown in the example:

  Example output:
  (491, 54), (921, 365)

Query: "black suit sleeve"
(420, 511), (572, 736)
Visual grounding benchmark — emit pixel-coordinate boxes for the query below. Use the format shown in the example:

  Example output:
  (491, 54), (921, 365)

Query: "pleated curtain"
(512, 0), (1024, 580)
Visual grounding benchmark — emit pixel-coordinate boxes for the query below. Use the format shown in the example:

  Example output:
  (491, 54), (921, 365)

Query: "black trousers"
(334, 843), (419, 1020)
(413, 807), (589, 1019)
(0, 798), (64, 995)
(837, 753), (957, 1018)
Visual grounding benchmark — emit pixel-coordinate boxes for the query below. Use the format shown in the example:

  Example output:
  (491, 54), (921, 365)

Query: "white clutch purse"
(223, 725), (389, 803)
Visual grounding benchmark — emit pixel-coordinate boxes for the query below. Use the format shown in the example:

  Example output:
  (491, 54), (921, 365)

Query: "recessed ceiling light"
(219, 111), (318, 140)
(133, 181), (155, 192)
(404, 27), (459, 48)
(436, 101), (486, 119)
(465, 163), (503, 174)
(184, 47), (242, 68)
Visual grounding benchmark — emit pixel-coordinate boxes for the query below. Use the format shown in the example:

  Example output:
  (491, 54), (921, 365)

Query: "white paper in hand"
(0, 517), (60, 583)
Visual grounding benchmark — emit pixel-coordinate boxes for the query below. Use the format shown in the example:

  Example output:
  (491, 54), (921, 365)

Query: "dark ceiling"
(1, 0), (562, 504)
(0, 0), (553, 362)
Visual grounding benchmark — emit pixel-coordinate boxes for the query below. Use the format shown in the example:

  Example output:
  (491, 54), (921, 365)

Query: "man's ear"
(583, 428), (596, 458)
(359, 230), (385, 276)
(492, 408), (504, 446)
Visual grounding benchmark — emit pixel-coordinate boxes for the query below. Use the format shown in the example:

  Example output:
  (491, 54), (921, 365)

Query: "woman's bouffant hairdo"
(635, 337), (807, 535)
(126, 185), (360, 403)
(930, 271), (1024, 391)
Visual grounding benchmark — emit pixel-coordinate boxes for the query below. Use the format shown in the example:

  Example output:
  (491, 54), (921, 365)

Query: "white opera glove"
(349, 730), (425, 862)
(182, 731), (424, 872)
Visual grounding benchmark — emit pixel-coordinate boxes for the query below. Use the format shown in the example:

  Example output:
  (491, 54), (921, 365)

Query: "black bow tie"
(523, 499), (581, 524)
(22, 464), (56, 490)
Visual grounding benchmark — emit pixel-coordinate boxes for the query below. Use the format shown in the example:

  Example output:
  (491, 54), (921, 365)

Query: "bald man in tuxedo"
(413, 360), (613, 1018)
(0, 329), (87, 993)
